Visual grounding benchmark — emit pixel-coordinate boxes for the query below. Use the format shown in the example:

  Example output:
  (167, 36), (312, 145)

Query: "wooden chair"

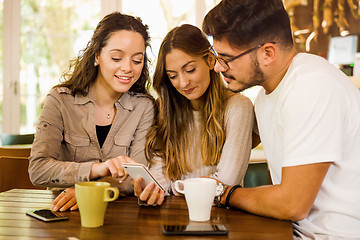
(244, 162), (270, 188)
(0, 156), (44, 192)
(0, 147), (31, 158)
(0, 133), (34, 146)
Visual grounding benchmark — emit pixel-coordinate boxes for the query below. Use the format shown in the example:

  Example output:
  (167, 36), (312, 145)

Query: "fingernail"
(52, 206), (58, 212)
(119, 180), (123, 184)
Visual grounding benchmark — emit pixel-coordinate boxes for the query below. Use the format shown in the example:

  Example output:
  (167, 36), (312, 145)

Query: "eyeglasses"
(209, 42), (276, 71)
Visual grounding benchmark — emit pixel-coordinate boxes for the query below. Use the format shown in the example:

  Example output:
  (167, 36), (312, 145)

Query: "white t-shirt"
(255, 53), (360, 239)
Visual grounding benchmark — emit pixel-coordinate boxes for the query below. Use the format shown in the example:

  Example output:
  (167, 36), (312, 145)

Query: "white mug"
(175, 178), (218, 221)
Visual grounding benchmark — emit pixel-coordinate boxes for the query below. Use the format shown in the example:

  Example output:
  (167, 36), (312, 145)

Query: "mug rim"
(75, 182), (110, 188)
(181, 178), (216, 183)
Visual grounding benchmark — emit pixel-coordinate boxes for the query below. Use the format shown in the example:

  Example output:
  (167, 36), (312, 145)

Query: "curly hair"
(57, 12), (151, 95)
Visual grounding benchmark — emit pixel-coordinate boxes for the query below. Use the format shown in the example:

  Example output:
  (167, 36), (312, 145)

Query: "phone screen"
(162, 224), (228, 235)
(26, 209), (69, 222)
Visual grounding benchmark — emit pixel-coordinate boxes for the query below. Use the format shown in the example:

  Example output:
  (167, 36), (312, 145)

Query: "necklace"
(89, 88), (115, 120)
(94, 100), (114, 119)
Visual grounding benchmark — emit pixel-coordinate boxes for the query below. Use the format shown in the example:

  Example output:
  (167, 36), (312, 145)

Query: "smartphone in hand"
(26, 209), (69, 222)
(122, 163), (164, 190)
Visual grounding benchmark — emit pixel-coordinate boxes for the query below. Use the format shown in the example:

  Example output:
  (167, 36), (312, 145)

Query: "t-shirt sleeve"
(281, 74), (343, 167)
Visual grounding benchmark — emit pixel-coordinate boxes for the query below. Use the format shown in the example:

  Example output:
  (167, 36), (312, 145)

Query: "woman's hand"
(90, 156), (136, 181)
(133, 177), (165, 206)
(51, 187), (78, 212)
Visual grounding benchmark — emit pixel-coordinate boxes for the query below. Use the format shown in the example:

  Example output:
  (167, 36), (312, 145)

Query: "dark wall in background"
(286, 0), (360, 58)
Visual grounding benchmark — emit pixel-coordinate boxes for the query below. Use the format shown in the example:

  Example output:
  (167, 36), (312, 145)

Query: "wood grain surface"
(0, 189), (293, 239)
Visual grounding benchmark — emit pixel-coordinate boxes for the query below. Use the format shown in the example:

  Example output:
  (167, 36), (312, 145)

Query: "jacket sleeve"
(28, 92), (93, 188)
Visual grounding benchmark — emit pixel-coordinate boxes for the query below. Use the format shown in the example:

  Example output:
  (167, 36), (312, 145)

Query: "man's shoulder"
(291, 53), (335, 74)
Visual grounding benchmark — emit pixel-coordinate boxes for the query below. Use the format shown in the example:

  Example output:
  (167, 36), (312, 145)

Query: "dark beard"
(227, 57), (265, 93)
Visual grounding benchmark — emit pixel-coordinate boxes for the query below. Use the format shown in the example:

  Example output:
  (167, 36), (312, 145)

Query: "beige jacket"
(29, 87), (154, 194)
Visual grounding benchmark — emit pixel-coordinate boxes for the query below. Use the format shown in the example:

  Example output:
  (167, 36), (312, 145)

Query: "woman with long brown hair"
(133, 24), (254, 206)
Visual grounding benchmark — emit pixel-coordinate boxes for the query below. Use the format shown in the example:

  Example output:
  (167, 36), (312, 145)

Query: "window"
(0, 0), (3, 133)
(205, 0), (221, 12)
(19, 0), (101, 133)
(2, 0), (256, 134)
(122, 0), (260, 103)
(122, 0), (197, 75)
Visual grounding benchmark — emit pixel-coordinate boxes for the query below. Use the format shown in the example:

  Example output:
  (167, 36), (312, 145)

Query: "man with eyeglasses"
(203, 0), (360, 239)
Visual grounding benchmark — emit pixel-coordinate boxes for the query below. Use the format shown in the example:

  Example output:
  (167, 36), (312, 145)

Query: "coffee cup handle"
(104, 187), (119, 202)
(174, 180), (185, 194)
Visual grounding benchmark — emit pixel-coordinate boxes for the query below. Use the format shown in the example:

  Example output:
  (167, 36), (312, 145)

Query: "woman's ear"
(206, 54), (215, 70)
(94, 54), (99, 66)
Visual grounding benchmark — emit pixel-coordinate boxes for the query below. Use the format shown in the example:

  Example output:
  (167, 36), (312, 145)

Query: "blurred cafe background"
(0, 0), (359, 141)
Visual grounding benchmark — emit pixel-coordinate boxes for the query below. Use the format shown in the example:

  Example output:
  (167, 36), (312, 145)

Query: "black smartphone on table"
(162, 224), (228, 236)
(26, 209), (69, 222)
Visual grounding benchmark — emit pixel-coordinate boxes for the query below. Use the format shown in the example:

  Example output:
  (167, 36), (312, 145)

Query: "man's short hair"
(203, 0), (293, 49)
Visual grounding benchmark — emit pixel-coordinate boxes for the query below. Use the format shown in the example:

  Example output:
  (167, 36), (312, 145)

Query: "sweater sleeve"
(209, 94), (254, 185)
(148, 157), (172, 196)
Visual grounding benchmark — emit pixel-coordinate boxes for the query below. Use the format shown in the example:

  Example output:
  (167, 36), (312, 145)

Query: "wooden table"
(0, 189), (293, 239)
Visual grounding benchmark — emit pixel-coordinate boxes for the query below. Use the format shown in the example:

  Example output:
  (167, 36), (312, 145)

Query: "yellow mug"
(75, 182), (119, 228)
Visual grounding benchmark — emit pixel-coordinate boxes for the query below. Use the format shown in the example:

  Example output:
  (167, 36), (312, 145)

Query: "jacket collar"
(118, 92), (133, 111)
(74, 90), (133, 111)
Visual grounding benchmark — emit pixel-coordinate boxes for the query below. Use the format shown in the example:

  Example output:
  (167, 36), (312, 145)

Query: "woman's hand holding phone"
(133, 177), (165, 206)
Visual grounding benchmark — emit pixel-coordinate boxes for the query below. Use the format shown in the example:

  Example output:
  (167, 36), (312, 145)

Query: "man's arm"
(223, 162), (331, 221)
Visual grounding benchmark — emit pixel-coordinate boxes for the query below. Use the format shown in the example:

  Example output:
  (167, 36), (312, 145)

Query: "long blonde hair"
(145, 24), (232, 181)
